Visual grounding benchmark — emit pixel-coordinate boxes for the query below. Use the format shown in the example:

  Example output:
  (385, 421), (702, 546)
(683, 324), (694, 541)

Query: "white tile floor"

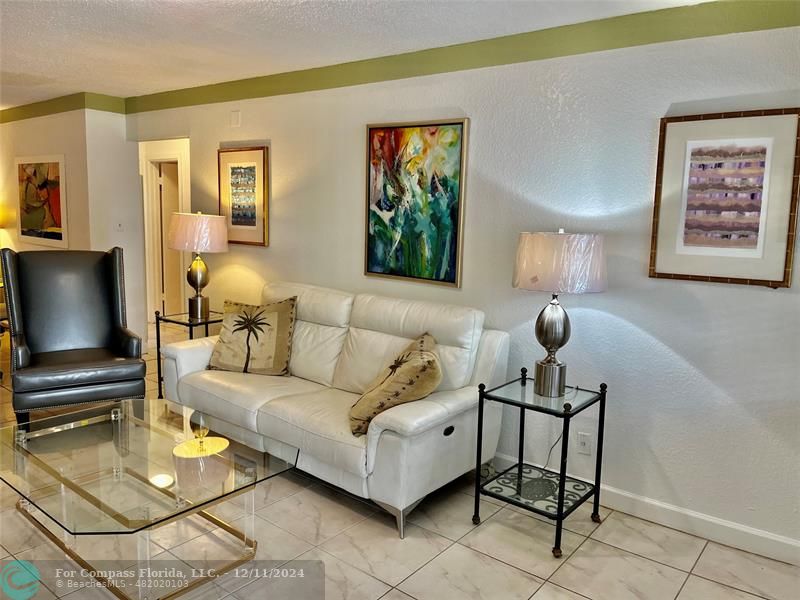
(0, 471), (797, 600)
(0, 326), (797, 599)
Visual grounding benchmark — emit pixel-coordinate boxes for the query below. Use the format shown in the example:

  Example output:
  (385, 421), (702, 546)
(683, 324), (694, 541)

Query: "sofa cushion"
(209, 297), (296, 375)
(262, 281), (354, 386)
(257, 388), (367, 477)
(178, 370), (324, 431)
(349, 333), (443, 436)
(333, 294), (484, 393)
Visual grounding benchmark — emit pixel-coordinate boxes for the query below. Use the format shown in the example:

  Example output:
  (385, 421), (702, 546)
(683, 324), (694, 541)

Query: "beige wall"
(0, 110), (90, 251)
(126, 27), (800, 561)
(0, 109), (146, 338)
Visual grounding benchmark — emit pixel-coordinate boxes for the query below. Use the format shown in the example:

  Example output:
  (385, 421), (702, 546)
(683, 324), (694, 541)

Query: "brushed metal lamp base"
(188, 295), (210, 320)
(533, 294), (571, 397)
(187, 253), (210, 320)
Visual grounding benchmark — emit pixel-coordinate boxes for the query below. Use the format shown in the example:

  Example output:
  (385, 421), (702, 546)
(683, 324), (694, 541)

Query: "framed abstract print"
(16, 155), (68, 248)
(365, 119), (469, 287)
(218, 146), (269, 246)
(649, 109), (800, 288)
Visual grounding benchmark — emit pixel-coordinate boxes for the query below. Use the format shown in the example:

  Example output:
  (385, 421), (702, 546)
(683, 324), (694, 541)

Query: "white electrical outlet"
(578, 432), (592, 455)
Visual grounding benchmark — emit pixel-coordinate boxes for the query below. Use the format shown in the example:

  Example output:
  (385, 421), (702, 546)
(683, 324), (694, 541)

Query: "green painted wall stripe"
(0, 92), (126, 124)
(83, 93), (127, 114)
(2, 1), (798, 123)
(0, 93), (87, 124)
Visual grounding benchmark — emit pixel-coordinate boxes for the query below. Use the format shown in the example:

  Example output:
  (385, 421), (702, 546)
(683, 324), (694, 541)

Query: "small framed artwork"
(649, 108), (800, 288)
(16, 155), (68, 248)
(218, 146), (269, 246)
(365, 119), (469, 287)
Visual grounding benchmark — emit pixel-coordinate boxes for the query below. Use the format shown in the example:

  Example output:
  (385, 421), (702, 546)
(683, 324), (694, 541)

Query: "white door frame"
(138, 139), (191, 322)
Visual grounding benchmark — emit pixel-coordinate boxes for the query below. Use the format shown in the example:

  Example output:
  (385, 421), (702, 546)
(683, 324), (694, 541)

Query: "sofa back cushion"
(333, 294), (484, 393)
(261, 281), (354, 386)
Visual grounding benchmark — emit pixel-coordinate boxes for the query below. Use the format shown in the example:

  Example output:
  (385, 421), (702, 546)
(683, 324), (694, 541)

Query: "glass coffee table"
(0, 399), (297, 599)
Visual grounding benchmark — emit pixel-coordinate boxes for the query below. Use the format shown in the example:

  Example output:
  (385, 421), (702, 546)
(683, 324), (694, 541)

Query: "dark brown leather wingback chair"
(0, 247), (145, 426)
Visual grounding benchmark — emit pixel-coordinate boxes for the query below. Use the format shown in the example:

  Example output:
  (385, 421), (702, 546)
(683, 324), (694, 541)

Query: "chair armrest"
(161, 336), (218, 380)
(113, 327), (142, 358)
(10, 333), (30, 370)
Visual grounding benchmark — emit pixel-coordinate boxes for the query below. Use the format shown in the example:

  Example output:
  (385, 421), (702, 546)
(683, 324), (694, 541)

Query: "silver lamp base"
(188, 296), (209, 320)
(533, 294), (571, 398)
(534, 361), (566, 397)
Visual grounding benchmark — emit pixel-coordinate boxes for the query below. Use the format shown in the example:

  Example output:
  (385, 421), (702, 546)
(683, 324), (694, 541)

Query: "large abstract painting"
(218, 146), (268, 246)
(366, 119), (468, 286)
(16, 155), (68, 247)
(649, 109), (800, 288)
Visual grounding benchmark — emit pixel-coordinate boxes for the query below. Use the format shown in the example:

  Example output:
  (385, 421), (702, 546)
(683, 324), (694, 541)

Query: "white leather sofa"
(161, 281), (509, 536)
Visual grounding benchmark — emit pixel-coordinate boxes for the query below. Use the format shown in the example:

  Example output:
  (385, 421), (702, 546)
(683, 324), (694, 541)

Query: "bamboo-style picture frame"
(365, 118), (469, 287)
(218, 146), (269, 246)
(649, 108), (799, 288)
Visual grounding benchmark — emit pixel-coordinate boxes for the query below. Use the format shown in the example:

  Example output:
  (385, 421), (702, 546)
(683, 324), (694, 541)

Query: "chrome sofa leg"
(374, 499), (423, 539)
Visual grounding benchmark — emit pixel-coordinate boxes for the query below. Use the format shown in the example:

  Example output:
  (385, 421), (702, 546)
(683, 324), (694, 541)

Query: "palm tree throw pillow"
(209, 297), (297, 375)
(349, 333), (442, 436)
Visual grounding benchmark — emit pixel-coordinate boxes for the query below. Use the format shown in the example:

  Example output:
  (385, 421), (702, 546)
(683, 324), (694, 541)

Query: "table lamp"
(513, 230), (606, 397)
(168, 212), (228, 319)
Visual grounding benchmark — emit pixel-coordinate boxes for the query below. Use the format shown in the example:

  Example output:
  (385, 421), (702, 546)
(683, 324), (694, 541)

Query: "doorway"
(139, 138), (191, 328)
(157, 162), (182, 315)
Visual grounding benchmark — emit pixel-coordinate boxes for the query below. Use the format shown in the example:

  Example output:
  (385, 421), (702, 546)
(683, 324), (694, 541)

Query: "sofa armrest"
(161, 336), (218, 381)
(469, 329), (510, 389)
(366, 387), (477, 472)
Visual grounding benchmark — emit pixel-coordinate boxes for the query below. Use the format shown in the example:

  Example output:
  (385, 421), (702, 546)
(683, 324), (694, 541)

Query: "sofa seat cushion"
(178, 370), (324, 431)
(13, 348), (146, 393)
(257, 388), (368, 477)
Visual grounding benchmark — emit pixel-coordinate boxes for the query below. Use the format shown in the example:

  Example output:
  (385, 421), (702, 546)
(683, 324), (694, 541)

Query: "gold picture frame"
(649, 108), (799, 288)
(218, 146), (269, 246)
(365, 118), (469, 287)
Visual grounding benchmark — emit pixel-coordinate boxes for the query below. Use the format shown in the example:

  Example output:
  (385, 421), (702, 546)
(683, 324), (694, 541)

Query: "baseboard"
(494, 452), (799, 565)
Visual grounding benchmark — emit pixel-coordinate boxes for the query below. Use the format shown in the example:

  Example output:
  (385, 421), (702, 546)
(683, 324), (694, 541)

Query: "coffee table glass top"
(0, 399), (296, 535)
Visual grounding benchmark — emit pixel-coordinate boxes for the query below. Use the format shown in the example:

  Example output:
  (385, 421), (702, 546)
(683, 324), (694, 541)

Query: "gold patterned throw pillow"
(209, 297), (296, 375)
(349, 333), (442, 436)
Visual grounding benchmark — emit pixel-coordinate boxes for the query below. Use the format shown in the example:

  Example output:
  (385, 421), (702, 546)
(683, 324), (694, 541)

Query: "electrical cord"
(542, 433), (562, 472)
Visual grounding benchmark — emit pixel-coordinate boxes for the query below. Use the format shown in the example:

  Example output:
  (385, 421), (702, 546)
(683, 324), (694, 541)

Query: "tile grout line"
(672, 539), (708, 600)
(686, 572), (776, 600)
(386, 503), (517, 592)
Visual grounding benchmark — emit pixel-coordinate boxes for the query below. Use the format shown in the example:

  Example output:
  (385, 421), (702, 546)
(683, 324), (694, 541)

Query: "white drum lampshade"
(168, 212), (228, 319)
(168, 212), (228, 254)
(513, 231), (607, 396)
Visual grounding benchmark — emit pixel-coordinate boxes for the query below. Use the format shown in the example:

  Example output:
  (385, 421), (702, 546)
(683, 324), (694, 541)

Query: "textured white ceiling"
(0, 0), (697, 109)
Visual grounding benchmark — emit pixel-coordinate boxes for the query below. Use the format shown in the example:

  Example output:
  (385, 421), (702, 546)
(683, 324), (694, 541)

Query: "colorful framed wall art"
(16, 155), (68, 248)
(649, 109), (800, 288)
(218, 146), (269, 246)
(365, 119), (469, 287)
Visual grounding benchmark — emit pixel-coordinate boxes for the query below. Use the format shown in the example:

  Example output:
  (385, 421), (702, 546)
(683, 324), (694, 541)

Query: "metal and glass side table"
(472, 368), (607, 558)
(155, 310), (223, 399)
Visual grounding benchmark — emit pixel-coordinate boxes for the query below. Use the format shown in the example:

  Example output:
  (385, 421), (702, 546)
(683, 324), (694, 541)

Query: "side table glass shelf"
(155, 310), (223, 399)
(472, 368), (607, 558)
